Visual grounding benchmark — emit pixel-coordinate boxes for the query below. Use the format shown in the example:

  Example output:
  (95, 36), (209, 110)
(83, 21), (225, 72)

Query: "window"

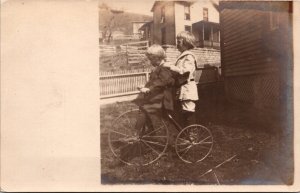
(184, 5), (190, 20)
(185, 25), (191, 33)
(203, 8), (208, 21)
(270, 11), (279, 30)
(161, 6), (165, 23)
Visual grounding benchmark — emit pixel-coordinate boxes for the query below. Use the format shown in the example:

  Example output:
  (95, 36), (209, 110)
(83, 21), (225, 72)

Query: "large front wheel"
(175, 124), (213, 164)
(108, 109), (169, 166)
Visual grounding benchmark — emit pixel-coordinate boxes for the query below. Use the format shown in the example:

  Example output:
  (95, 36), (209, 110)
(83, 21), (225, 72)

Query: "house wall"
(191, 1), (220, 47)
(152, 1), (176, 45)
(191, 0), (219, 23)
(175, 1), (220, 43)
(174, 3), (194, 36)
(152, 0), (220, 46)
(220, 4), (293, 177)
(220, 3), (292, 118)
(150, 22), (154, 45)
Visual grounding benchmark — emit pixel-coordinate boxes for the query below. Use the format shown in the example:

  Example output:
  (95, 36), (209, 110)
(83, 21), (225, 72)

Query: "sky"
(99, 0), (155, 16)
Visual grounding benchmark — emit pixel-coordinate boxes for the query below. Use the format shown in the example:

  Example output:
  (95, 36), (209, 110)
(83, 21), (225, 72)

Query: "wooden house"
(219, 1), (293, 124)
(139, 21), (154, 44)
(150, 0), (220, 48)
(132, 21), (148, 37)
(192, 20), (220, 49)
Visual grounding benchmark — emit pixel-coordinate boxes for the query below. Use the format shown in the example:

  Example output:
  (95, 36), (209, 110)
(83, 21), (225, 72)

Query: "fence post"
(126, 44), (128, 65)
(145, 71), (149, 82)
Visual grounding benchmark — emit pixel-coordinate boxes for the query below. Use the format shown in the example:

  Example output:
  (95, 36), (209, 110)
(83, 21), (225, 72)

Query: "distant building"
(139, 21), (154, 44)
(150, 0), (220, 48)
(132, 21), (148, 37)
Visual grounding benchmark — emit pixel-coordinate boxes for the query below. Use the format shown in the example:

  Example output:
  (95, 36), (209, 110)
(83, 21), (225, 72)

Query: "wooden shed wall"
(220, 6), (291, 112)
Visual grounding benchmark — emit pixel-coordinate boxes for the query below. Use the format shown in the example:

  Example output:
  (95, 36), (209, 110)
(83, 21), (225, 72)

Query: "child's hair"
(145, 44), (166, 60)
(177, 31), (196, 50)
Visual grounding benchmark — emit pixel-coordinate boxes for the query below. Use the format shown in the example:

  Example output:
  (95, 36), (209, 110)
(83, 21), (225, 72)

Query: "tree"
(99, 3), (124, 44)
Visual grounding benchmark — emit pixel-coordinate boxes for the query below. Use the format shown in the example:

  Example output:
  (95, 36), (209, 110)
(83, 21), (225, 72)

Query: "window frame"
(184, 25), (191, 33)
(161, 6), (165, 23)
(184, 4), (191, 20)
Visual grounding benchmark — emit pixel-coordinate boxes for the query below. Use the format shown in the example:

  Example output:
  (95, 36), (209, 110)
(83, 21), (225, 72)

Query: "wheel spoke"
(121, 124), (133, 132)
(108, 109), (169, 166)
(117, 144), (132, 159)
(197, 128), (206, 139)
(178, 137), (190, 143)
(178, 144), (192, 152)
(198, 135), (212, 144)
(180, 145), (192, 157)
(175, 125), (213, 164)
(200, 141), (213, 144)
(195, 145), (210, 149)
(176, 141), (191, 146)
(114, 142), (130, 152)
(112, 123), (132, 136)
(110, 130), (129, 137)
(124, 114), (134, 129)
(142, 135), (167, 138)
(113, 116), (134, 134)
(110, 138), (127, 142)
(192, 144), (196, 162)
(141, 140), (160, 155)
(139, 142), (143, 165)
(143, 125), (164, 136)
(141, 139), (166, 147)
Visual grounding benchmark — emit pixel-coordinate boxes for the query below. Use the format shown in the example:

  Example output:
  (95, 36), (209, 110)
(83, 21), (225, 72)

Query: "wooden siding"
(221, 9), (278, 77)
(220, 2), (292, 113)
(152, 1), (176, 45)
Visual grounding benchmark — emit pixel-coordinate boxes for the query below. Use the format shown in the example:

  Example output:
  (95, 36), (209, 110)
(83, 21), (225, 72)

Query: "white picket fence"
(99, 45), (221, 102)
(100, 69), (151, 99)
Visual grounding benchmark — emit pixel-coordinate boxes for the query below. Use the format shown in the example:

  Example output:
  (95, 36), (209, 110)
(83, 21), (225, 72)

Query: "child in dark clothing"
(134, 44), (175, 135)
(120, 44), (175, 161)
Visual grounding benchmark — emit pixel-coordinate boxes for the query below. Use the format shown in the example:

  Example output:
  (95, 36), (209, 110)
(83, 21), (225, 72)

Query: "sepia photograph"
(99, 0), (294, 185)
(0, 0), (299, 191)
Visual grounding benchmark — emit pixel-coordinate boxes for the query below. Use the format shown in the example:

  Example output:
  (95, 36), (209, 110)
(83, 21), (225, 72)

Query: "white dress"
(170, 50), (199, 101)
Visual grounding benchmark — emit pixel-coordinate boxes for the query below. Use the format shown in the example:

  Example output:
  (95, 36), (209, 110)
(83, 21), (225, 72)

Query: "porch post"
(202, 23), (204, 47)
(211, 26), (214, 48)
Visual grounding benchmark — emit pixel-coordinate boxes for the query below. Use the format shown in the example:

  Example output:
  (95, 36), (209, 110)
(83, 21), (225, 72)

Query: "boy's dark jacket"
(134, 65), (175, 112)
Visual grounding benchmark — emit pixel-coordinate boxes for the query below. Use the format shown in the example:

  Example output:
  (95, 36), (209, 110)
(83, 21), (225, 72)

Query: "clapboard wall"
(220, 2), (292, 115)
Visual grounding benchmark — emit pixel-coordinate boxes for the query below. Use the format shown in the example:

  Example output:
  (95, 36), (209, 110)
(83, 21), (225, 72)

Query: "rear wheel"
(108, 109), (169, 166)
(175, 124), (213, 164)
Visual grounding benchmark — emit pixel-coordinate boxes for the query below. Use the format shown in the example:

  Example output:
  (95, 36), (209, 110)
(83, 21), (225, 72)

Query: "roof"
(219, 1), (292, 12)
(132, 21), (149, 24)
(151, 1), (196, 12)
(139, 21), (153, 30)
(193, 20), (219, 26)
(151, 1), (166, 12)
(192, 20), (220, 30)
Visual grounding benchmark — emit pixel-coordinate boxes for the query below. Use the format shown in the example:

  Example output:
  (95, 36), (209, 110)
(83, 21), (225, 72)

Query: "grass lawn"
(100, 100), (293, 185)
